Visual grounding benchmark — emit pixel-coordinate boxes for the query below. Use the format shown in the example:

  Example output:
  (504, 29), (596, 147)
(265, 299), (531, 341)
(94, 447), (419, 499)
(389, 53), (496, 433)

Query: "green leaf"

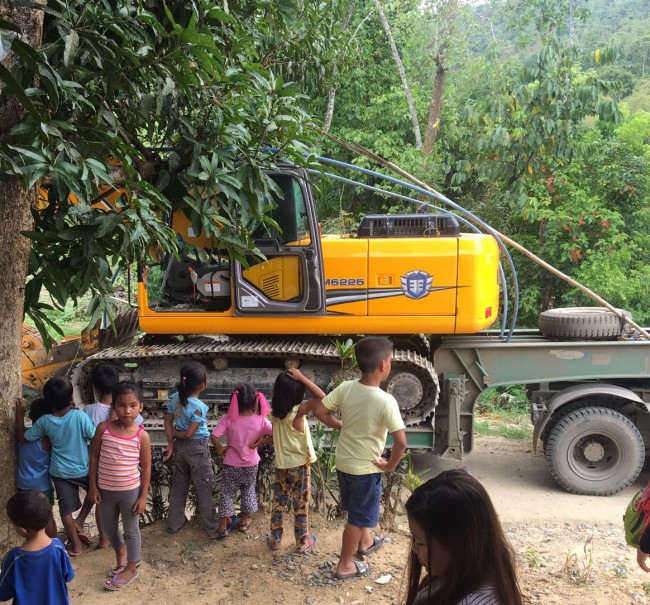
(63, 29), (80, 67)
(0, 65), (41, 117)
(9, 38), (61, 108)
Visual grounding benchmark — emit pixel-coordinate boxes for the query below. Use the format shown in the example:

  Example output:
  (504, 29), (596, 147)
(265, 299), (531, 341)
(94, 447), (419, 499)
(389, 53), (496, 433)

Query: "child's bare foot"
(239, 514), (252, 532)
(267, 536), (281, 551)
(73, 523), (91, 545)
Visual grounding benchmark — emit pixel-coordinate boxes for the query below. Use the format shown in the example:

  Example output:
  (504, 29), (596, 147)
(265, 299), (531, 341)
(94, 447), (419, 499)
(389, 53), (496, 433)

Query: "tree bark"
(421, 0), (459, 156)
(568, 0), (577, 47)
(323, 3), (354, 135)
(372, 0), (422, 148)
(0, 2), (44, 549)
(422, 64), (446, 155)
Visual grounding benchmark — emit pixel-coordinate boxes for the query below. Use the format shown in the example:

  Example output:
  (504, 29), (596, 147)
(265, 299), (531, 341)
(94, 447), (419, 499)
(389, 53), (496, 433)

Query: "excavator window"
(252, 175), (311, 246)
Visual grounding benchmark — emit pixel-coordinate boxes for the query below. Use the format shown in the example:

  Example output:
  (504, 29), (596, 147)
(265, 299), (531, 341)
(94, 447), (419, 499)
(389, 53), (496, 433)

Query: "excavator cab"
(235, 170), (325, 315)
(146, 167), (325, 322)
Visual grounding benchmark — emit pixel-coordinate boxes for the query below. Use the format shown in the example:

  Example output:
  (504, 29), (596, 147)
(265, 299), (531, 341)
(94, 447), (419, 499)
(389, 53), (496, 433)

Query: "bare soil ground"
(66, 435), (650, 604)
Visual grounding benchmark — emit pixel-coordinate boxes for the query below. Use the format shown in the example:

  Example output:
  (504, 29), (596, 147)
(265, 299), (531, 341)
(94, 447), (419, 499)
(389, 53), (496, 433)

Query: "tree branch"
(372, 0), (422, 149)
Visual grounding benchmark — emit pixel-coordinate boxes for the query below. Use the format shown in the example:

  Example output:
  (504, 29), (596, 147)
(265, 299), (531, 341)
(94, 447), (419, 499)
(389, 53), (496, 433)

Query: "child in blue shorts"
(315, 337), (407, 579)
(0, 490), (74, 605)
(18, 377), (96, 556)
(15, 398), (57, 538)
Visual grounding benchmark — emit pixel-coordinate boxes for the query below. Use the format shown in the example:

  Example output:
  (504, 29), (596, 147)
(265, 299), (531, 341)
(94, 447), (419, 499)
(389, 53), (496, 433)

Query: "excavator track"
(72, 336), (439, 441)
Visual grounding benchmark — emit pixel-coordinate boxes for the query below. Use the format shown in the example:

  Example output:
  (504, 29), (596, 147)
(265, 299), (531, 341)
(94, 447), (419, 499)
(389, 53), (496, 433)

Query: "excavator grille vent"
(261, 274), (280, 299)
(357, 213), (460, 238)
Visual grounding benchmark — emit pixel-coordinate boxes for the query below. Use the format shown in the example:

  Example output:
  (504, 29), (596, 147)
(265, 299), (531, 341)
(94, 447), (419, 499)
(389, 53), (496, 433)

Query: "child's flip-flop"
(334, 560), (370, 580)
(357, 535), (385, 556)
(297, 535), (318, 554)
(103, 570), (139, 591)
(109, 561), (141, 577)
(67, 543), (90, 557)
(214, 515), (239, 540)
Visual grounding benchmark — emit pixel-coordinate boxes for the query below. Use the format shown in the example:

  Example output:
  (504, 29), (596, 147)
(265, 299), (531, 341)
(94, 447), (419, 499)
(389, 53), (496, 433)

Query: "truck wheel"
(538, 307), (630, 340)
(545, 406), (644, 495)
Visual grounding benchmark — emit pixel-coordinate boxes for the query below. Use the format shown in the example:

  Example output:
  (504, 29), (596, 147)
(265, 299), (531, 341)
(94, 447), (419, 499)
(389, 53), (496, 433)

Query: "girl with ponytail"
(164, 362), (220, 538)
(210, 383), (272, 537)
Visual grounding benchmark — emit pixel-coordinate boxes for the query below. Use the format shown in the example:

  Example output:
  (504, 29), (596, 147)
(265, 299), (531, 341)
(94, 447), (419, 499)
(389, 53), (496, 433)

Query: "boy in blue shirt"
(0, 490), (74, 604)
(15, 398), (57, 539)
(17, 377), (96, 556)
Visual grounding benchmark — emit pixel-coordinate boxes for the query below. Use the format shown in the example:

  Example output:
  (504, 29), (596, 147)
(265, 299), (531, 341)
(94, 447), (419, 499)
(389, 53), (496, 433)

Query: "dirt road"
(413, 434), (641, 523)
(66, 435), (650, 604)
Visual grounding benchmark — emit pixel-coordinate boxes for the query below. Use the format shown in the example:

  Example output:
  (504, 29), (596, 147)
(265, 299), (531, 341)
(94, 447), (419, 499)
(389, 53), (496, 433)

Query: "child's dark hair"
(271, 372), (305, 420)
(176, 361), (207, 406)
(28, 398), (51, 423)
(42, 376), (73, 412)
(112, 381), (143, 405)
(6, 490), (51, 531)
(90, 363), (120, 397)
(404, 469), (522, 605)
(355, 337), (393, 374)
(233, 383), (259, 414)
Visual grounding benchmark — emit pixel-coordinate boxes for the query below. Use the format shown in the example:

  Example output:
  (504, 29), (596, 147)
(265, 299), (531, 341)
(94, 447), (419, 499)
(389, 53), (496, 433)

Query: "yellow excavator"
(63, 164), (499, 436)
(21, 308), (140, 394)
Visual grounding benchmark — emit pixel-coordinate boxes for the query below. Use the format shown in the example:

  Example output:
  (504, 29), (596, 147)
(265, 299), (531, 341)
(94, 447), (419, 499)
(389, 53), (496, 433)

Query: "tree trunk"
(372, 0), (422, 148)
(568, 0), (577, 47)
(0, 2), (44, 549)
(421, 0), (459, 157)
(323, 2), (354, 135)
(0, 184), (35, 549)
(422, 65), (447, 155)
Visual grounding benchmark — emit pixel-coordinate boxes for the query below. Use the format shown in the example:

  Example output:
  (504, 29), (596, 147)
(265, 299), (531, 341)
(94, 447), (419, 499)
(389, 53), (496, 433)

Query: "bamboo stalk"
(326, 134), (650, 339)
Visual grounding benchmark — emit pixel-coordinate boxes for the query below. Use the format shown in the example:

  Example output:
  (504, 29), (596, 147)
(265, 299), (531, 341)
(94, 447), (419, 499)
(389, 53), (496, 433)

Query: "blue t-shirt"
(0, 538), (74, 604)
(17, 440), (52, 492)
(24, 409), (96, 479)
(167, 393), (210, 439)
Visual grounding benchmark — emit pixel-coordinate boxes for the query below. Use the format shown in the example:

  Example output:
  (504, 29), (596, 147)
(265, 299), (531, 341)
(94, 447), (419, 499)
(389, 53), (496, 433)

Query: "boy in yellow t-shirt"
(314, 337), (407, 579)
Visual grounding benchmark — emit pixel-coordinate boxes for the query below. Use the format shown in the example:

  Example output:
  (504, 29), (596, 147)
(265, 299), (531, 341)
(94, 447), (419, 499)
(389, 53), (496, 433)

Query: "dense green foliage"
(311, 0), (650, 326)
(1, 0), (347, 337)
(2, 0), (649, 334)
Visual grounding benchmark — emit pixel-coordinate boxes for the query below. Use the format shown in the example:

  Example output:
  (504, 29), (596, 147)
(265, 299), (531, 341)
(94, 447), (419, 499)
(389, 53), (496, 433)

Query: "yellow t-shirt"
(322, 380), (405, 475)
(271, 405), (317, 470)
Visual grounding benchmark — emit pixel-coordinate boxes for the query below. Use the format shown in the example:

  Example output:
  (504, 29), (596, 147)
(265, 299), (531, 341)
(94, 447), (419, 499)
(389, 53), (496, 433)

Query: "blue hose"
(310, 157), (519, 340)
(307, 168), (511, 337)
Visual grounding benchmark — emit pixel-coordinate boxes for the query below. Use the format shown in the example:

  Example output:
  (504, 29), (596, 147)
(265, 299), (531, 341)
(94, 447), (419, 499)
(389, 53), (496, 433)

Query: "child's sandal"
(109, 561), (141, 577)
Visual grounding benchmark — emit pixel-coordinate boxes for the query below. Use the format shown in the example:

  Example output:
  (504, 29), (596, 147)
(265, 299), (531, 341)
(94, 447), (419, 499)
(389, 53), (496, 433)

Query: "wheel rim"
(566, 429), (625, 482)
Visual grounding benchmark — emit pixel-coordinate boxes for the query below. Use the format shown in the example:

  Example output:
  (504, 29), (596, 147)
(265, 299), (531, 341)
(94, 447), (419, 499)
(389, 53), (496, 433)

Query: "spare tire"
(539, 307), (630, 340)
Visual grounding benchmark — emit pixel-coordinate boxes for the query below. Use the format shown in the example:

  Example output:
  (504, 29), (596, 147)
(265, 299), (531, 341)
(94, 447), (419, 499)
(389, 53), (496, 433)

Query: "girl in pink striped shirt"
(89, 383), (152, 591)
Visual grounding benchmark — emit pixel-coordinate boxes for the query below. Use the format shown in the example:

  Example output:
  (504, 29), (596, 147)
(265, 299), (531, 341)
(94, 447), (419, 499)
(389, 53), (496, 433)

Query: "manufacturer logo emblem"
(400, 270), (433, 300)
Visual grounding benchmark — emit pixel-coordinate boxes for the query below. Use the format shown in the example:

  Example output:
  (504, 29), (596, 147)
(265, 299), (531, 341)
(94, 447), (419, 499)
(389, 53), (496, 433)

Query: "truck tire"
(538, 307), (629, 340)
(539, 399), (622, 446)
(545, 406), (644, 495)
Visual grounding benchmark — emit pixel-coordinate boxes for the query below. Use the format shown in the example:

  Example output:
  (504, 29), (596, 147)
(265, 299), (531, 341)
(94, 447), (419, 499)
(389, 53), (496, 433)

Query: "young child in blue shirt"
(0, 490), (74, 605)
(15, 398), (57, 539)
(17, 377), (96, 556)
(164, 361), (220, 538)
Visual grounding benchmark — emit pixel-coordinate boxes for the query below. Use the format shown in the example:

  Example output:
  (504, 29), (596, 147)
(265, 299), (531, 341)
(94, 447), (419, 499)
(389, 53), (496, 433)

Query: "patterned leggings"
(218, 464), (259, 518)
(270, 463), (310, 547)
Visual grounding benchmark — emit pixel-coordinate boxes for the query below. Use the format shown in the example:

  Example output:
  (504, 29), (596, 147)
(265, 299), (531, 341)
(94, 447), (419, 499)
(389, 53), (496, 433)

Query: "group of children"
(0, 336), (423, 603)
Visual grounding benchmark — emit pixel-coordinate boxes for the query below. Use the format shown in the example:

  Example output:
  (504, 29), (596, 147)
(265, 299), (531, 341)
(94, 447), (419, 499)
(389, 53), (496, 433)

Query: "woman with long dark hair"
(404, 469), (522, 605)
